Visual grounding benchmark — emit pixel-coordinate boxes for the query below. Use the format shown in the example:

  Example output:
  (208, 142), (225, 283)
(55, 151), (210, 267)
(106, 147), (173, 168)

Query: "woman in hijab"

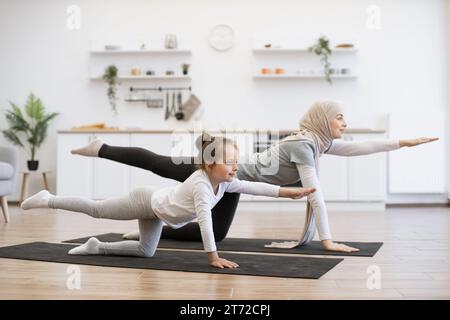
(70, 100), (438, 253)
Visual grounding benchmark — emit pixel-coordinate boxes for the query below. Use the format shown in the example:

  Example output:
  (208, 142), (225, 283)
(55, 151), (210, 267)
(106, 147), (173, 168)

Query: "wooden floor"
(1, 204), (449, 300)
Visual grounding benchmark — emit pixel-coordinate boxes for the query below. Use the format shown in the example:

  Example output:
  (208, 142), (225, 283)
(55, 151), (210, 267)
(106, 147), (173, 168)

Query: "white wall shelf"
(253, 74), (357, 79)
(252, 36), (358, 82)
(90, 75), (191, 81)
(253, 47), (358, 53)
(90, 49), (192, 54)
(88, 39), (192, 84)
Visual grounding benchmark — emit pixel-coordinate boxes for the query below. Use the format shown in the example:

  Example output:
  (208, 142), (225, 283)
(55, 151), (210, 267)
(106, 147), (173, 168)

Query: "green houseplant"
(181, 63), (190, 75)
(2, 93), (59, 171)
(309, 36), (333, 84)
(102, 64), (119, 115)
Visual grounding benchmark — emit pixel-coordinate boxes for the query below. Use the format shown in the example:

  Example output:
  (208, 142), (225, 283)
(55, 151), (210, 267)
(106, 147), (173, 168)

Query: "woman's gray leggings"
(49, 187), (162, 257)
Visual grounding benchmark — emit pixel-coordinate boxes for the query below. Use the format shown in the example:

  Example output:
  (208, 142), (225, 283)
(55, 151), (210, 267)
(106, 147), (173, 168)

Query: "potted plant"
(181, 63), (190, 75)
(2, 93), (59, 171)
(308, 36), (333, 84)
(102, 64), (119, 115)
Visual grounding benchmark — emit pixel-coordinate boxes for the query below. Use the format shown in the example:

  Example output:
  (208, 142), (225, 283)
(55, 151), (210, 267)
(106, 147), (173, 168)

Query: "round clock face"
(208, 24), (235, 51)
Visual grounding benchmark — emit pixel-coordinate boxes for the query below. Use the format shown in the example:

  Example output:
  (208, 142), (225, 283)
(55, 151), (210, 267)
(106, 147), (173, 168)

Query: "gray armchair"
(0, 146), (18, 222)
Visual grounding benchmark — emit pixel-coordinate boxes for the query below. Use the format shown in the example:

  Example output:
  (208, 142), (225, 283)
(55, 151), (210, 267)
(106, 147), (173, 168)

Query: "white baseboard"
(386, 193), (448, 204)
(237, 200), (385, 212)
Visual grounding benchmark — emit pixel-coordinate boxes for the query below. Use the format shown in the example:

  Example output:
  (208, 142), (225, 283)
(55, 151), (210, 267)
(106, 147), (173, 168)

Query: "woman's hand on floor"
(399, 137), (439, 147)
(322, 240), (360, 253)
(279, 187), (316, 199)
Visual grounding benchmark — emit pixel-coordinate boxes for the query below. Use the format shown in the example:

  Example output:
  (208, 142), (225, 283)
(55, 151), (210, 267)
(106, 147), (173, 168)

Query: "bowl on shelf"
(335, 43), (354, 49)
(329, 68), (340, 75)
(104, 45), (122, 50)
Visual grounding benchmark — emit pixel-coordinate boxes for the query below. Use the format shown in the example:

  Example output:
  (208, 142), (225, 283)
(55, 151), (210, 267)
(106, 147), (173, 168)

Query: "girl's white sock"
(70, 138), (104, 157)
(68, 237), (101, 255)
(21, 190), (53, 210)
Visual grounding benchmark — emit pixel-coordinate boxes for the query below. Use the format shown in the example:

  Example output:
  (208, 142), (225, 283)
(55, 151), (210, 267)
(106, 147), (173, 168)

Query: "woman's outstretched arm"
(326, 137), (438, 157)
(326, 139), (400, 156)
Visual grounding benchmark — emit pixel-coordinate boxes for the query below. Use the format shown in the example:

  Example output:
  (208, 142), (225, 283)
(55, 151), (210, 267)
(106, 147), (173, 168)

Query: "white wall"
(0, 0), (447, 200)
(447, 0), (450, 200)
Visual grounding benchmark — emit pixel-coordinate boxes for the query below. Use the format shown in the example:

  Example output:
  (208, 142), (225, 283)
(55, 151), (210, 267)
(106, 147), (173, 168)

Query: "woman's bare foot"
(322, 240), (360, 253)
(71, 138), (104, 157)
(122, 231), (140, 240)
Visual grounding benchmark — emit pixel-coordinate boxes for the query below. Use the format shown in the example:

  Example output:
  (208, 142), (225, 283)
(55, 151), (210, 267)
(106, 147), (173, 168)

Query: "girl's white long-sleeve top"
(151, 169), (280, 252)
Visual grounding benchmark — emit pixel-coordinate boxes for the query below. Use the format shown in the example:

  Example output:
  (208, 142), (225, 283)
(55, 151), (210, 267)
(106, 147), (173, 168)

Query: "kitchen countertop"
(58, 128), (387, 134)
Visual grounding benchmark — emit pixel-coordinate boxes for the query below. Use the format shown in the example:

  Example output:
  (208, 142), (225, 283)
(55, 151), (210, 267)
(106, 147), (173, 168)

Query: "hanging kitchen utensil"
(164, 91), (170, 120)
(175, 91), (184, 120)
(146, 95), (164, 108)
(142, 90), (159, 108)
(180, 94), (201, 121)
(170, 91), (176, 117)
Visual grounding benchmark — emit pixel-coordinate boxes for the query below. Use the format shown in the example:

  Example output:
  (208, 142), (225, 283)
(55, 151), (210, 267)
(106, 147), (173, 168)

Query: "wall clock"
(208, 24), (235, 51)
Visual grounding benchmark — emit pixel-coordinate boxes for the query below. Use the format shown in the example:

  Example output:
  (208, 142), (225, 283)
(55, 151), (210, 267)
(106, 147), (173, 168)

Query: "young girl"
(21, 135), (315, 269)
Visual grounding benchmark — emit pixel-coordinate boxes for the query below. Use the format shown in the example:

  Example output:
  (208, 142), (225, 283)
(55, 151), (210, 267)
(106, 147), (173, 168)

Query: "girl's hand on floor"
(210, 258), (239, 269)
(399, 137), (439, 147)
(322, 240), (360, 253)
(279, 187), (316, 199)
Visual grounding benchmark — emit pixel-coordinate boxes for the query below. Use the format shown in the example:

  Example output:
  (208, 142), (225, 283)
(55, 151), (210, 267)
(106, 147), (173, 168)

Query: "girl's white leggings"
(49, 187), (163, 257)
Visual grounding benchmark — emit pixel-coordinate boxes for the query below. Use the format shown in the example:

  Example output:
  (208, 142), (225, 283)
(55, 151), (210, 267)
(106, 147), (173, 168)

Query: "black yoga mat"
(64, 233), (383, 257)
(0, 242), (342, 279)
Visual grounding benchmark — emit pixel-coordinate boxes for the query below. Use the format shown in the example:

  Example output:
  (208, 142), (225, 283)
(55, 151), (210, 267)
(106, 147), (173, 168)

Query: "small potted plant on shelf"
(2, 93), (59, 171)
(181, 63), (190, 75)
(102, 64), (120, 115)
(308, 36), (333, 84)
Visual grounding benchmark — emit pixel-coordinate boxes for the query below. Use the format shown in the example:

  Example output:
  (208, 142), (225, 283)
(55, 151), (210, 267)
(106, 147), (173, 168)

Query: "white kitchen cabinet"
(170, 132), (200, 158)
(319, 154), (348, 201)
(348, 134), (387, 201)
(58, 133), (131, 198)
(129, 133), (180, 190)
(57, 134), (93, 197)
(92, 134), (131, 199)
(388, 113), (445, 193)
(320, 134), (388, 201)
